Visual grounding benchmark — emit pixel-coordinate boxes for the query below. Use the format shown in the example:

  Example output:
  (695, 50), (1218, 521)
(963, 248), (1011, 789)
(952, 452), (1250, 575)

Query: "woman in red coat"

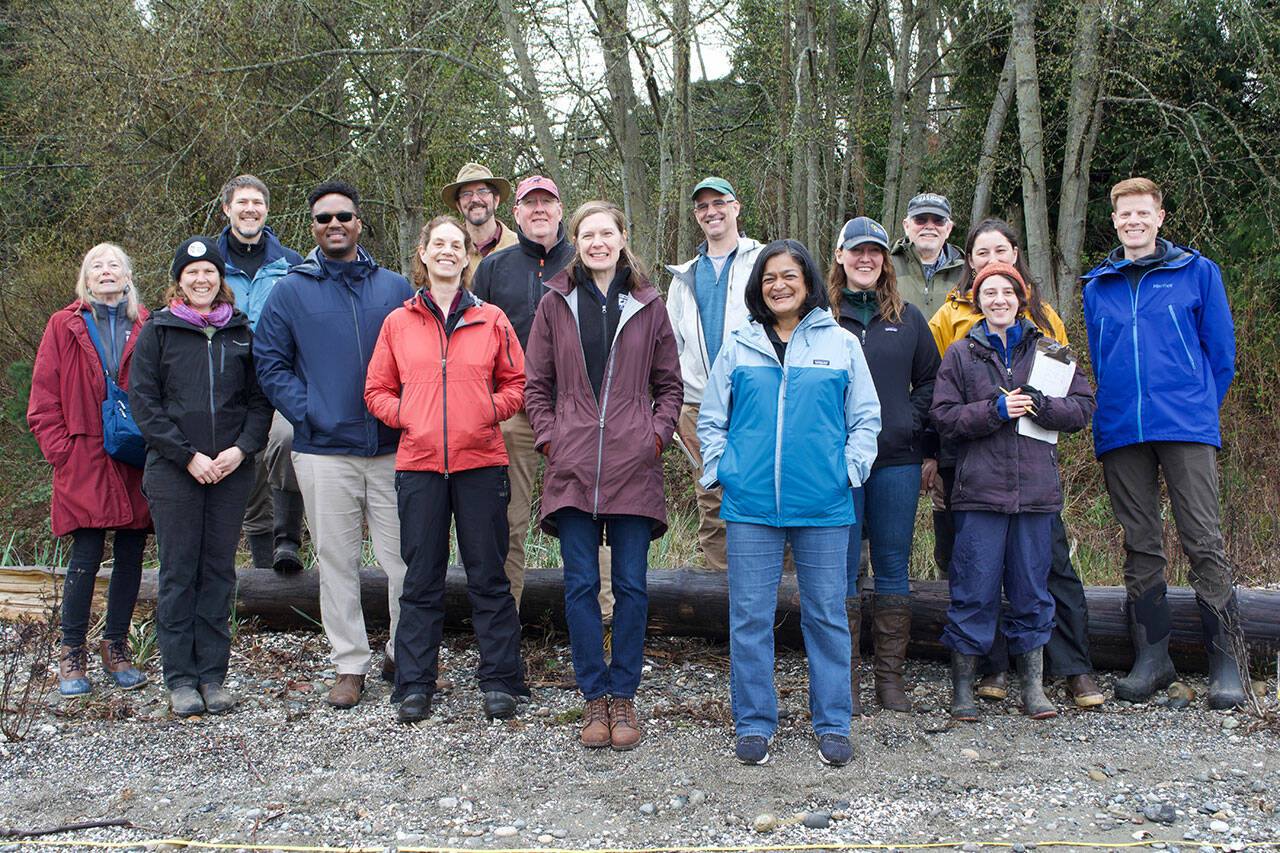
(27, 242), (151, 696)
(524, 200), (683, 751)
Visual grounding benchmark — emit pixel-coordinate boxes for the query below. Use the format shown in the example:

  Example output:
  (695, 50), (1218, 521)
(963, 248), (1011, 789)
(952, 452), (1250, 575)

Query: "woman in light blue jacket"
(698, 239), (880, 767)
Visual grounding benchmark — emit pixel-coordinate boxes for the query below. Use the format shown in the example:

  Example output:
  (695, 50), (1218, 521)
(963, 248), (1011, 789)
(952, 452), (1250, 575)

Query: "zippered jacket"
(255, 247), (413, 456)
(889, 239), (965, 319)
(930, 319), (1095, 514)
(665, 236), (764, 405)
(129, 308), (271, 468)
(836, 297), (940, 468)
(929, 288), (1070, 356)
(524, 267), (683, 538)
(216, 225), (304, 330)
(1081, 242), (1234, 456)
(364, 289), (524, 473)
(471, 224), (574, 349)
(697, 309), (881, 527)
(27, 302), (152, 536)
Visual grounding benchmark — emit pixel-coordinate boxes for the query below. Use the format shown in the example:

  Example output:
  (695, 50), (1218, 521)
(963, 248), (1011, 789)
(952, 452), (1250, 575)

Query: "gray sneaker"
(169, 686), (205, 717)
(199, 682), (237, 714)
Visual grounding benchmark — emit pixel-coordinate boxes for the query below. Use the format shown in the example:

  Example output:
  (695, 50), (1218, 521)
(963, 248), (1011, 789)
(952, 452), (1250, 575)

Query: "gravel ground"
(2, 626), (1278, 853)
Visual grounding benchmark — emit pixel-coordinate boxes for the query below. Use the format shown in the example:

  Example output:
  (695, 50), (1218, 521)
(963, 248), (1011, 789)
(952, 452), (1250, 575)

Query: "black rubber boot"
(272, 488), (306, 574)
(949, 651), (979, 721)
(846, 596), (864, 716)
(1197, 594), (1248, 710)
(1014, 646), (1057, 719)
(247, 533), (274, 569)
(1113, 585), (1178, 702)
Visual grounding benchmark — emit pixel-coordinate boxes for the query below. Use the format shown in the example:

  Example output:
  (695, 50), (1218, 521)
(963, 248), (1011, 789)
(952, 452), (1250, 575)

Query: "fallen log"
(3, 565), (1277, 673)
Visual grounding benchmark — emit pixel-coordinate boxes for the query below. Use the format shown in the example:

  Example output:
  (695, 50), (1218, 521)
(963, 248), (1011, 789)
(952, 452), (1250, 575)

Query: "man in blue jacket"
(215, 174), (306, 574)
(255, 181), (412, 710)
(1082, 176), (1244, 710)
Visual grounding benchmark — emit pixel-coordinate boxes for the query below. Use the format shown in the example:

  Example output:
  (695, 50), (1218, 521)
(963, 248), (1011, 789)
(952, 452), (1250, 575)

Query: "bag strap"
(80, 309), (113, 382)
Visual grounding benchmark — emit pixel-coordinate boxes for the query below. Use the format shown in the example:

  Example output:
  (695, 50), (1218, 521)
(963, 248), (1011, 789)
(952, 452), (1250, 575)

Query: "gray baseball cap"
(906, 192), (952, 219)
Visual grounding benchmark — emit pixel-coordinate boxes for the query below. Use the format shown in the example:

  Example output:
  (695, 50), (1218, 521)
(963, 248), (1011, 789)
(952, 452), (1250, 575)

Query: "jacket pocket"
(1167, 305), (1198, 373)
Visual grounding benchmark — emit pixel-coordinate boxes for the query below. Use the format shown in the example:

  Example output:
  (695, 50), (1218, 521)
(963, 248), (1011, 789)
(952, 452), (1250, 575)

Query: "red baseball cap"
(515, 175), (560, 202)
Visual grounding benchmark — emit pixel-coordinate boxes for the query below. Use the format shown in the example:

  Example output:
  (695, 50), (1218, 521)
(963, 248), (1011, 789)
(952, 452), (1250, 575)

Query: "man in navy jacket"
(255, 181), (412, 710)
(1082, 176), (1244, 710)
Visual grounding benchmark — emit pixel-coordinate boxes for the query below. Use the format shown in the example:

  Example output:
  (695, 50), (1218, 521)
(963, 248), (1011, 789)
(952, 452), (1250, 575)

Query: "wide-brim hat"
(441, 163), (511, 208)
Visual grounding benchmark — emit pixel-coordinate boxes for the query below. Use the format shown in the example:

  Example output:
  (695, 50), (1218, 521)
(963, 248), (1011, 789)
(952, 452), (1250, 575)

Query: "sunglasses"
(313, 211), (356, 224)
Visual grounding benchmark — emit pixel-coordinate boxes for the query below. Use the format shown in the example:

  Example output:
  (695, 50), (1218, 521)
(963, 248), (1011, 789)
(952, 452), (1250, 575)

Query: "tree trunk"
(673, 0), (694, 264)
(1011, 0), (1055, 302)
(1053, 0), (1107, 323)
(881, 0), (916, 232)
(595, 0), (653, 257)
(496, 0), (567, 192)
(844, 0), (880, 221)
(971, 41), (1016, 226)
(896, 0), (938, 222)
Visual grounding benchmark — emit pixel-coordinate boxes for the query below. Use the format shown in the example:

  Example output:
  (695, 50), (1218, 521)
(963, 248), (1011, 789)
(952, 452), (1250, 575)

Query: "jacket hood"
(545, 265), (659, 306)
(963, 315), (1041, 351)
(666, 236), (764, 277)
(1084, 239), (1196, 281)
(515, 222), (570, 259)
(403, 286), (482, 316)
(292, 245), (379, 280)
(149, 306), (251, 330)
(731, 306), (839, 354)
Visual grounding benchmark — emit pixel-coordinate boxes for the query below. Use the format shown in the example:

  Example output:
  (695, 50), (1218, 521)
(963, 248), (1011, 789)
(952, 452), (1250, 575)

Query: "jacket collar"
(733, 307), (838, 360)
(292, 245), (378, 282)
(149, 305), (251, 330)
(216, 225), (291, 271)
(890, 238), (964, 270)
(964, 315), (1039, 352)
(515, 223), (569, 260)
(667, 236), (763, 277)
(1082, 240), (1197, 282)
(546, 265), (659, 307)
(405, 286), (480, 316)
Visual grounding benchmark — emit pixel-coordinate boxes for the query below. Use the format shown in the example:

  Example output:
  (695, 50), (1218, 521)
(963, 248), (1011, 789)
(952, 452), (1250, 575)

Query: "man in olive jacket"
(889, 192), (965, 319)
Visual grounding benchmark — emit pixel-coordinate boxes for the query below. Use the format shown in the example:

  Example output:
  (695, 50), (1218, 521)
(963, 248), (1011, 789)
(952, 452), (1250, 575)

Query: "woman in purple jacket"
(524, 201), (683, 752)
(929, 261), (1095, 722)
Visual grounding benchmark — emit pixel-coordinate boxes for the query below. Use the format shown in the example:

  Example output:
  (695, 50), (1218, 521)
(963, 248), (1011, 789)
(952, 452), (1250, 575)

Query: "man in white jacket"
(666, 177), (763, 569)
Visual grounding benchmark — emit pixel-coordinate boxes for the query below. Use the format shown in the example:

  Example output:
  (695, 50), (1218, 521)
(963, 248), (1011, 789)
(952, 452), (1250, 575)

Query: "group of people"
(27, 164), (1245, 766)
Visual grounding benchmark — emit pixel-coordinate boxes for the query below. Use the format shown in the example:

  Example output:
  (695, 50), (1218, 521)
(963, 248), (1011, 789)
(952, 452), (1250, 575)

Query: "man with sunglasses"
(441, 162), (518, 277)
(890, 192), (965, 318)
(665, 177), (763, 570)
(255, 181), (413, 711)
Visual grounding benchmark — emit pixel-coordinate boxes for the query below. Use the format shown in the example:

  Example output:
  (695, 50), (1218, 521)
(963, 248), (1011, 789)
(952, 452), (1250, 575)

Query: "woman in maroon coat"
(27, 242), (151, 696)
(524, 200), (682, 752)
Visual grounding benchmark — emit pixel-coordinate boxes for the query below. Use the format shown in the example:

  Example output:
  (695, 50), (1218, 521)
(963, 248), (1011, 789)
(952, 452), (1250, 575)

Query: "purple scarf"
(170, 300), (233, 328)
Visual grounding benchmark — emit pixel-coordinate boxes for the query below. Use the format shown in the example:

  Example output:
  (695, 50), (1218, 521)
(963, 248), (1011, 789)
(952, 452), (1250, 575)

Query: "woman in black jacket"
(130, 237), (271, 717)
(827, 217), (940, 714)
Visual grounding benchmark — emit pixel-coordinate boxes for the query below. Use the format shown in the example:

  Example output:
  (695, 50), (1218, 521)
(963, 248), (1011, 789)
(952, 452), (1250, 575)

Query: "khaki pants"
(677, 403), (728, 570)
(293, 452), (406, 675)
(500, 410), (613, 618)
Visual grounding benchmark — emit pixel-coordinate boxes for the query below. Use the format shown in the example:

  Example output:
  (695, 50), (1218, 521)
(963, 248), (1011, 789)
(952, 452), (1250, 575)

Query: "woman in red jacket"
(365, 215), (529, 725)
(524, 201), (683, 751)
(27, 243), (151, 696)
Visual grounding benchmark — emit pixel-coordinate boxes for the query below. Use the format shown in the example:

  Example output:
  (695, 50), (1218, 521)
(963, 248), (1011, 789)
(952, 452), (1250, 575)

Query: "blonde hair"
(412, 215), (473, 290)
(1110, 177), (1163, 209)
(826, 244), (904, 324)
(76, 243), (142, 321)
(567, 201), (648, 283)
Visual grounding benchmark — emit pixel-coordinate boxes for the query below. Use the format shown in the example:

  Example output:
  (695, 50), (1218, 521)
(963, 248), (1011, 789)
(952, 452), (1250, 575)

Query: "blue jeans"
(726, 521), (851, 739)
(942, 510), (1055, 656)
(847, 463), (921, 597)
(556, 510), (650, 699)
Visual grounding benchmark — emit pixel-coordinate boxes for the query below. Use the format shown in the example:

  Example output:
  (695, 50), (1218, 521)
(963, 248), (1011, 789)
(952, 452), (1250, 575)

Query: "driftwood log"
(4, 564), (1278, 673)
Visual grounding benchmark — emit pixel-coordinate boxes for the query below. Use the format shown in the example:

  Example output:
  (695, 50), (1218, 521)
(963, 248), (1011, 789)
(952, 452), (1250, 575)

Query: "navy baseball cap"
(838, 217), (891, 252)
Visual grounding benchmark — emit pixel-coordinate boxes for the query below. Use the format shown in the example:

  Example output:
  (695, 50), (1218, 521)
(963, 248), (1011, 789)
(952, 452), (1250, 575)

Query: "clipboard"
(1018, 339), (1076, 444)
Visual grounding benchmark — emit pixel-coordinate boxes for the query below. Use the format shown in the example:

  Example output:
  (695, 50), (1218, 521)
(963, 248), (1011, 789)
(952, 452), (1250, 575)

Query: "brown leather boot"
(326, 673), (364, 709)
(846, 597), (864, 716)
(99, 638), (147, 689)
(1066, 673), (1104, 708)
(580, 696), (610, 748)
(976, 671), (1008, 700)
(58, 644), (91, 696)
(872, 595), (912, 712)
(608, 696), (643, 751)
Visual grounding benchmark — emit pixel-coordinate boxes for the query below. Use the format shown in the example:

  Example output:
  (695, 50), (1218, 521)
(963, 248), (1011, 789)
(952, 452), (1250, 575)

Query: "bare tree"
(497, 0), (569, 191)
(971, 41), (1016, 225)
(1011, 0), (1055, 302)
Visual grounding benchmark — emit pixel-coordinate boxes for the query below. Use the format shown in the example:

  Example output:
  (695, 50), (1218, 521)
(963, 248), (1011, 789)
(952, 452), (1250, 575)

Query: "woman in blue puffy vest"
(698, 239), (880, 768)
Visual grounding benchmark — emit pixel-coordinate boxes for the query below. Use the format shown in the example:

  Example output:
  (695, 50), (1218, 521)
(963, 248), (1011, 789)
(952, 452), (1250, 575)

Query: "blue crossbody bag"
(82, 312), (147, 468)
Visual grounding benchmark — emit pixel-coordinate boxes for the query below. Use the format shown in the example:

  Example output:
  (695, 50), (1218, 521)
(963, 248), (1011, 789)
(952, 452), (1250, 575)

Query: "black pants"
(939, 465), (1092, 676)
(144, 456), (252, 690)
(61, 527), (147, 647)
(393, 467), (527, 702)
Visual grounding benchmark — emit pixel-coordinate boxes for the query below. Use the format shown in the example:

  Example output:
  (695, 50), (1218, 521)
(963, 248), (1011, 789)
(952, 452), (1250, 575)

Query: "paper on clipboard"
(1018, 339), (1077, 444)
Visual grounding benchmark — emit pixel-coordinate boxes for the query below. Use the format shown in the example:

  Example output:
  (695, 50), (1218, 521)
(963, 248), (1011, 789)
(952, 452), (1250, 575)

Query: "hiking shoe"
(817, 733), (852, 767)
(58, 644), (91, 697)
(580, 696), (610, 748)
(326, 673), (364, 709)
(397, 692), (432, 724)
(608, 696), (643, 750)
(169, 686), (204, 717)
(483, 691), (517, 720)
(199, 682), (237, 714)
(735, 735), (770, 765)
(100, 639), (147, 690)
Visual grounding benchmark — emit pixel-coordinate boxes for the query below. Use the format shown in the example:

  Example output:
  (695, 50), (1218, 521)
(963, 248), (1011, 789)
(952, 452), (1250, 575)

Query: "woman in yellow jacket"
(928, 218), (1102, 708)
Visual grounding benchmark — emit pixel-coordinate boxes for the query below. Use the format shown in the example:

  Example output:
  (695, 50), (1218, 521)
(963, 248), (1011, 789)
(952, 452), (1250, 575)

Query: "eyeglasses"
(457, 188), (495, 202)
(313, 211), (356, 224)
(693, 198), (733, 214)
(911, 214), (948, 227)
